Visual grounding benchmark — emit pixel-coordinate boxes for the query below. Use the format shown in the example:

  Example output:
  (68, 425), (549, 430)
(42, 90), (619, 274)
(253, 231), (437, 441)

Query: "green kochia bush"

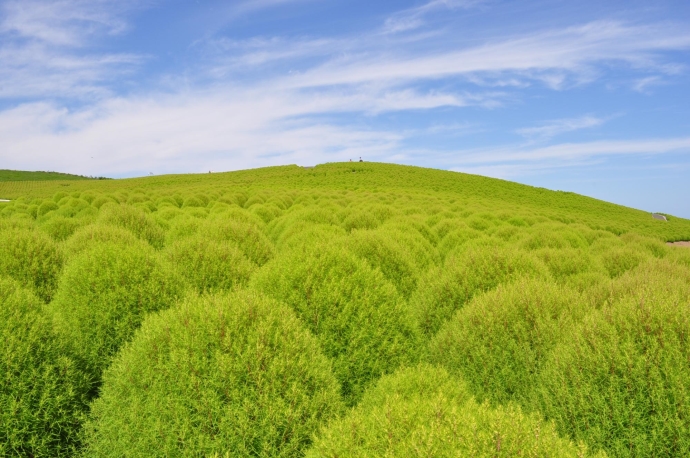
(165, 235), (256, 294)
(345, 229), (420, 298)
(82, 292), (344, 458)
(62, 223), (143, 257)
(0, 228), (63, 302)
(251, 243), (421, 404)
(199, 219), (274, 266)
(49, 242), (186, 379)
(428, 279), (587, 406)
(535, 283), (690, 457)
(97, 203), (165, 249)
(306, 365), (603, 458)
(0, 277), (91, 457)
(411, 244), (549, 338)
(39, 214), (91, 241)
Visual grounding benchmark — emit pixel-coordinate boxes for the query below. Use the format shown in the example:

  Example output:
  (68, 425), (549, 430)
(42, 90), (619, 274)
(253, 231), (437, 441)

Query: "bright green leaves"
(307, 365), (602, 458)
(0, 277), (91, 457)
(83, 292), (343, 458)
(252, 243), (422, 405)
(49, 242), (187, 379)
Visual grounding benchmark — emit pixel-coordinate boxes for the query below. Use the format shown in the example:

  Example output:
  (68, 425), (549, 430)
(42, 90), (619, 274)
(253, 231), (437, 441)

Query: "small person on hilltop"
(359, 157), (363, 162)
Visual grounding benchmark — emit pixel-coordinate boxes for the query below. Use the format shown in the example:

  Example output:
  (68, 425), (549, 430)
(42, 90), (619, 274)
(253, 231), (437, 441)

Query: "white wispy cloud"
(284, 21), (690, 89)
(515, 115), (606, 141)
(0, 0), (139, 46)
(442, 136), (690, 180)
(0, 0), (144, 99)
(383, 0), (485, 34)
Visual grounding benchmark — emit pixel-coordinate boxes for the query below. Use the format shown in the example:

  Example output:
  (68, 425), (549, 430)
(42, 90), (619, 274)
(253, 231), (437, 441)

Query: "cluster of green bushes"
(1, 162), (689, 457)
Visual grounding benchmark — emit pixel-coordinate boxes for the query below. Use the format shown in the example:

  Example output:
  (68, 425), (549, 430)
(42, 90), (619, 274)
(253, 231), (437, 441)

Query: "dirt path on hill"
(667, 241), (690, 247)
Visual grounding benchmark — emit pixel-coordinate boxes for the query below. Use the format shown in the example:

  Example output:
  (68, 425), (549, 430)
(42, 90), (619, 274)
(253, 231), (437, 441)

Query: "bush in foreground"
(0, 277), (91, 457)
(82, 291), (344, 458)
(306, 365), (603, 458)
(49, 242), (186, 379)
(535, 283), (690, 457)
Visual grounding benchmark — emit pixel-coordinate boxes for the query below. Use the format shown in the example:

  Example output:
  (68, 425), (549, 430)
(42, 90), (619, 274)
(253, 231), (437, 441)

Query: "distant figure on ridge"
(359, 157), (363, 162)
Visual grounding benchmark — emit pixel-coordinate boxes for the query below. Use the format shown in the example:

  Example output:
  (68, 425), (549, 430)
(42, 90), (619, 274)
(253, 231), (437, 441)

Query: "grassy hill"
(0, 169), (107, 182)
(1, 162), (689, 457)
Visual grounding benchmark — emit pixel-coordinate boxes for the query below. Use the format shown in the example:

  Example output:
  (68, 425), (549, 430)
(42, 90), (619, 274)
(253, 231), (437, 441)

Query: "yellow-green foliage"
(83, 292), (344, 457)
(307, 365), (604, 458)
(165, 235), (256, 294)
(429, 279), (587, 406)
(0, 228), (63, 302)
(251, 242), (422, 404)
(49, 243), (186, 378)
(1, 162), (690, 456)
(97, 203), (165, 248)
(411, 244), (549, 337)
(535, 269), (690, 457)
(62, 223), (142, 256)
(0, 277), (91, 457)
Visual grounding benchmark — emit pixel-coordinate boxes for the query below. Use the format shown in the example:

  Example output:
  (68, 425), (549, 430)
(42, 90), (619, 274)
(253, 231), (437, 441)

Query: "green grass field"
(0, 169), (108, 183)
(1, 162), (689, 457)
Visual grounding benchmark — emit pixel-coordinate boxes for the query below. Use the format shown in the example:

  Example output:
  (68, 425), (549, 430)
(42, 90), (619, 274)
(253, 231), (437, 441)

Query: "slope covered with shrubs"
(1, 162), (689, 457)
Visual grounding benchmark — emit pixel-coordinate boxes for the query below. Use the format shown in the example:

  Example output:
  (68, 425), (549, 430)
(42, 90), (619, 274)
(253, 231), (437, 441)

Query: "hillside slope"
(0, 169), (102, 182)
(2, 162), (690, 458)
(1, 162), (688, 240)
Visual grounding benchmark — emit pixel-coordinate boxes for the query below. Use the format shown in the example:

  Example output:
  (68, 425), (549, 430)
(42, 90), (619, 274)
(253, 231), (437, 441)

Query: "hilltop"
(0, 169), (109, 182)
(1, 162), (688, 240)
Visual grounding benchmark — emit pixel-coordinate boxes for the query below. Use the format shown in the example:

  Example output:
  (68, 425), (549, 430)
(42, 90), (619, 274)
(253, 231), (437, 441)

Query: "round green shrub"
(39, 214), (91, 241)
(97, 203), (165, 248)
(200, 219), (274, 266)
(620, 233), (670, 259)
(275, 222), (347, 251)
(251, 243), (421, 404)
(0, 228), (63, 302)
(307, 365), (602, 458)
(0, 277), (91, 457)
(49, 242), (187, 378)
(165, 235), (256, 294)
(91, 195), (117, 209)
(410, 244), (549, 338)
(37, 200), (59, 217)
(428, 279), (587, 406)
(599, 246), (650, 278)
(601, 258), (690, 306)
(82, 291), (344, 458)
(346, 229), (420, 298)
(521, 225), (589, 250)
(536, 247), (606, 280)
(62, 223), (143, 257)
(182, 196), (204, 208)
(436, 227), (485, 259)
(379, 224), (440, 269)
(250, 203), (283, 223)
(535, 285), (690, 457)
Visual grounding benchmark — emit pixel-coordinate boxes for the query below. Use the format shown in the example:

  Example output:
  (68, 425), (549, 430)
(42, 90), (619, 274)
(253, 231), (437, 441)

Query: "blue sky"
(1, 1), (689, 217)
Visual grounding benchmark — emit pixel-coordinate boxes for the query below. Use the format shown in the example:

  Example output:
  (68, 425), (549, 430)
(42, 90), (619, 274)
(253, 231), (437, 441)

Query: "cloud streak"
(515, 116), (606, 141)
